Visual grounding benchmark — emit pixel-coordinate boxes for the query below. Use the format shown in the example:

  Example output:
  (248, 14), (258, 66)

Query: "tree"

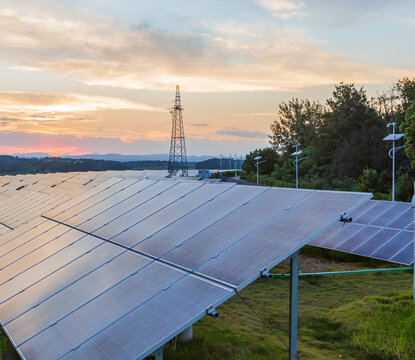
(396, 77), (415, 113)
(242, 148), (278, 176)
(313, 83), (387, 178)
(402, 102), (415, 170)
(269, 98), (323, 152)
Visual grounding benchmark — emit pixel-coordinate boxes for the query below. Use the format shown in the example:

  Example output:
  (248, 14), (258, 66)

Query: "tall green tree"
(243, 148), (278, 176)
(313, 83), (387, 178)
(269, 98), (323, 152)
(402, 102), (415, 170)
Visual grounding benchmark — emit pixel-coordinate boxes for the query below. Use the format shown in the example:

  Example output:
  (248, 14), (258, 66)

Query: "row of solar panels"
(0, 171), (412, 360)
(0, 173), (372, 359)
(311, 200), (414, 265)
(0, 171), (146, 229)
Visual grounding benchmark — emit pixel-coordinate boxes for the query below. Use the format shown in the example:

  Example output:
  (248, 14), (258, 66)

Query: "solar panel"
(109, 183), (234, 248)
(383, 134), (404, 141)
(135, 185), (267, 257)
(192, 190), (370, 289)
(310, 200), (414, 265)
(70, 181), (181, 234)
(161, 188), (313, 273)
(55, 179), (148, 224)
(0, 177), (371, 360)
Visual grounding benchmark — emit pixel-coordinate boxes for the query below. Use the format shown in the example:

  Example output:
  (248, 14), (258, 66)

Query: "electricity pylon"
(168, 85), (188, 176)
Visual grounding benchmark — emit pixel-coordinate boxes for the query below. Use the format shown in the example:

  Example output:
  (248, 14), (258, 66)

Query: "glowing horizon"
(0, 0), (414, 156)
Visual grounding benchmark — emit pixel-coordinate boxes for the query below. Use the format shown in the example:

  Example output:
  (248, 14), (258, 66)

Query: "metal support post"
(289, 252), (299, 360)
(150, 345), (164, 360)
(295, 154), (298, 189)
(392, 139), (395, 201)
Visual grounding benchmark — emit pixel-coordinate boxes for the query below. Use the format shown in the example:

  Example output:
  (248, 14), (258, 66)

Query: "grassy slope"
(0, 251), (413, 360)
(164, 252), (414, 360)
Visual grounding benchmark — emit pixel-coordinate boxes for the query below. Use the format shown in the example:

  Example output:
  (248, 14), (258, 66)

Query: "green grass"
(162, 253), (414, 360)
(0, 252), (413, 360)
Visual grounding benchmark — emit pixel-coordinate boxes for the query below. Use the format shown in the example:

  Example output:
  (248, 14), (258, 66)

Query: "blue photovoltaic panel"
(71, 181), (180, 234)
(352, 228), (400, 257)
(134, 185), (267, 257)
(51, 178), (143, 223)
(161, 188), (313, 273)
(110, 183), (234, 248)
(0, 177), (372, 360)
(310, 200), (414, 265)
(370, 231), (413, 262)
(192, 190), (370, 289)
(353, 201), (392, 224)
(91, 181), (203, 240)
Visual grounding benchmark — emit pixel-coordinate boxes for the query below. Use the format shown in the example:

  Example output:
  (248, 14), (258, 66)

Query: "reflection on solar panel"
(0, 172), (372, 360)
(310, 200), (414, 265)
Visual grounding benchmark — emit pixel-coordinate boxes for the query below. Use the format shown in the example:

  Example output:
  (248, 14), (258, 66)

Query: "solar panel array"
(310, 200), (414, 265)
(0, 173), (371, 360)
(0, 172), (129, 229)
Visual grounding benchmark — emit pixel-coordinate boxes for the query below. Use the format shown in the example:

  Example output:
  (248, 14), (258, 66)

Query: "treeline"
(0, 156), (129, 175)
(0, 156), (201, 175)
(195, 158), (241, 170)
(242, 78), (415, 202)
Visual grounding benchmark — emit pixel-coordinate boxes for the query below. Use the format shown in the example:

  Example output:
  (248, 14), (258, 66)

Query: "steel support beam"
(289, 252), (299, 360)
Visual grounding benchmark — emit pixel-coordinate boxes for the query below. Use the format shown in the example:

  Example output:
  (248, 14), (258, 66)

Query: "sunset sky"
(0, 0), (414, 156)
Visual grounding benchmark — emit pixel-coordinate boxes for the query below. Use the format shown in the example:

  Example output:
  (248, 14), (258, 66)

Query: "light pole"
(234, 154), (238, 179)
(219, 154), (223, 172)
(383, 123), (404, 202)
(254, 152), (265, 186)
(291, 145), (308, 189)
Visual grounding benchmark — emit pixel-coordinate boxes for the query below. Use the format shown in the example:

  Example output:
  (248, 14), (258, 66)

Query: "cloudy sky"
(0, 0), (414, 156)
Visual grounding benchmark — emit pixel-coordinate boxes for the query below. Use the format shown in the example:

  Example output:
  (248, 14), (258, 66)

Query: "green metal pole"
(289, 252), (299, 360)
(272, 267), (413, 278)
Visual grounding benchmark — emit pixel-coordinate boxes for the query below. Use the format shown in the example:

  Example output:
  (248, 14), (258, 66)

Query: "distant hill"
(10, 153), (213, 162)
(0, 155), (128, 175)
(0, 155), (204, 175)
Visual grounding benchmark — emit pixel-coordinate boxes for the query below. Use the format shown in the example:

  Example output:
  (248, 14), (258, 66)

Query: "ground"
(0, 248), (413, 360)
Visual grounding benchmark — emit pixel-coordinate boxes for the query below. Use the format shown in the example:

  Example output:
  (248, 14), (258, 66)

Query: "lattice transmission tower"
(168, 85), (189, 176)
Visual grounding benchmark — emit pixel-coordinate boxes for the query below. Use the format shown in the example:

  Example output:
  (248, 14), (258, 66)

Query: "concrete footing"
(177, 325), (193, 344)
(151, 345), (164, 360)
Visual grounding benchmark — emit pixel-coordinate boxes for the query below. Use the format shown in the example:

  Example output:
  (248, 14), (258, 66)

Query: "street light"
(291, 144), (308, 189)
(383, 123), (404, 202)
(254, 152), (265, 186)
(234, 154), (238, 179)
